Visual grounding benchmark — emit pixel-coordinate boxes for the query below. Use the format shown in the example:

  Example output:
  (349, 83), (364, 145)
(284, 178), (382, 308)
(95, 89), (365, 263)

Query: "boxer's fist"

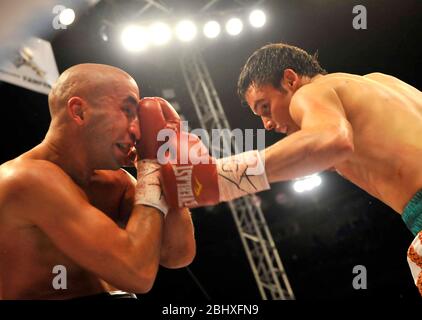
(160, 130), (270, 209)
(160, 131), (220, 208)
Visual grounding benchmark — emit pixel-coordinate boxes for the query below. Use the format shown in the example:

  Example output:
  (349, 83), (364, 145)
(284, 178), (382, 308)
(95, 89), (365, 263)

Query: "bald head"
(48, 63), (138, 117)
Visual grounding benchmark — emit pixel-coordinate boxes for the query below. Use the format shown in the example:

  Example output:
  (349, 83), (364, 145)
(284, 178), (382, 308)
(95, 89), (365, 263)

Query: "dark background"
(1, 0), (422, 300)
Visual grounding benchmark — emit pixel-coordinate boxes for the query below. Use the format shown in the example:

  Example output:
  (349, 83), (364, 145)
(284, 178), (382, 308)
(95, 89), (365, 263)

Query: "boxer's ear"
(281, 68), (299, 90)
(68, 97), (85, 124)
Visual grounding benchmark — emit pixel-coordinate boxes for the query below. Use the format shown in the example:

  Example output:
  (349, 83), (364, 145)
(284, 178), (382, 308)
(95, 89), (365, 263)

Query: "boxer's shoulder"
(291, 78), (337, 107)
(0, 158), (85, 212)
(0, 157), (69, 184)
(0, 159), (68, 227)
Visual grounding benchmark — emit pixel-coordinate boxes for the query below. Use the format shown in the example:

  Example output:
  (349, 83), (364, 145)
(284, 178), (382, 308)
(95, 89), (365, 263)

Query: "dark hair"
(237, 43), (327, 105)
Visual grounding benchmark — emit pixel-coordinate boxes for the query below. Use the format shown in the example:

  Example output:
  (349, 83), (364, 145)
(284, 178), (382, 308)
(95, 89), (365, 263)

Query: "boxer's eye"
(261, 104), (270, 117)
(122, 106), (136, 120)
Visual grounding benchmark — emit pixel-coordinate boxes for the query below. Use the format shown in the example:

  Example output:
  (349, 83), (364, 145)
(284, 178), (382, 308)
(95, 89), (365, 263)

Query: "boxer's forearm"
(119, 204), (164, 292)
(263, 128), (354, 182)
(160, 208), (196, 268)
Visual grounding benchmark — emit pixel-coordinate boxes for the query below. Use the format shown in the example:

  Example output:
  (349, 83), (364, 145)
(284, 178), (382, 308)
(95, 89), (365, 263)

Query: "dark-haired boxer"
(145, 43), (422, 296)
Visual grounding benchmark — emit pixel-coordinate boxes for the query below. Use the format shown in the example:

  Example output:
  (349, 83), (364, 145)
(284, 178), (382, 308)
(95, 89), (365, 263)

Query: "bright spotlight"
(293, 174), (322, 193)
(121, 25), (150, 52)
(226, 18), (243, 36)
(293, 181), (305, 193)
(312, 175), (322, 187)
(175, 20), (197, 42)
(149, 22), (172, 46)
(249, 9), (266, 28)
(59, 8), (75, 26)
(203, 20), (221, 39)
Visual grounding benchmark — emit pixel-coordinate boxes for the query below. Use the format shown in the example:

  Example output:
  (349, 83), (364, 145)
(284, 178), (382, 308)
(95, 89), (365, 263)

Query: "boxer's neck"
(38, 126), (94, 187)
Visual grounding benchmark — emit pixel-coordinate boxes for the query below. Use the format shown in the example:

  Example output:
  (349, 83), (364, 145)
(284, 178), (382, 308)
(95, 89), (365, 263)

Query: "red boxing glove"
(159, 127), (270, 209)
(137, 97), (180, 159)
(135, 97), (270, 209)
(160, 130), (220, 208)
(133, 97), (180, 215)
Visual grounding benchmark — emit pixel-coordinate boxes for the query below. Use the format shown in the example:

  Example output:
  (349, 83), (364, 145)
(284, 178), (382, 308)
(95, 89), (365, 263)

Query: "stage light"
(59, 8), (75, 26)
(203, 20), (221, 39)
(99, 24), (109, 42)
(226, 17), (243, 36)
(249, 9), (266, 28)
(175, 20), (197, 42)
(149, 22), (172, 46)
(121, 25), (150, 52)
(293, 174), (322, 193)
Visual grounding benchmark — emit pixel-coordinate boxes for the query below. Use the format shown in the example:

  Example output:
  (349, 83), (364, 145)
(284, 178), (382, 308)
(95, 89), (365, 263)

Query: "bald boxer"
(0, 64), (195, 299)
(150, 43), (422, 295)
